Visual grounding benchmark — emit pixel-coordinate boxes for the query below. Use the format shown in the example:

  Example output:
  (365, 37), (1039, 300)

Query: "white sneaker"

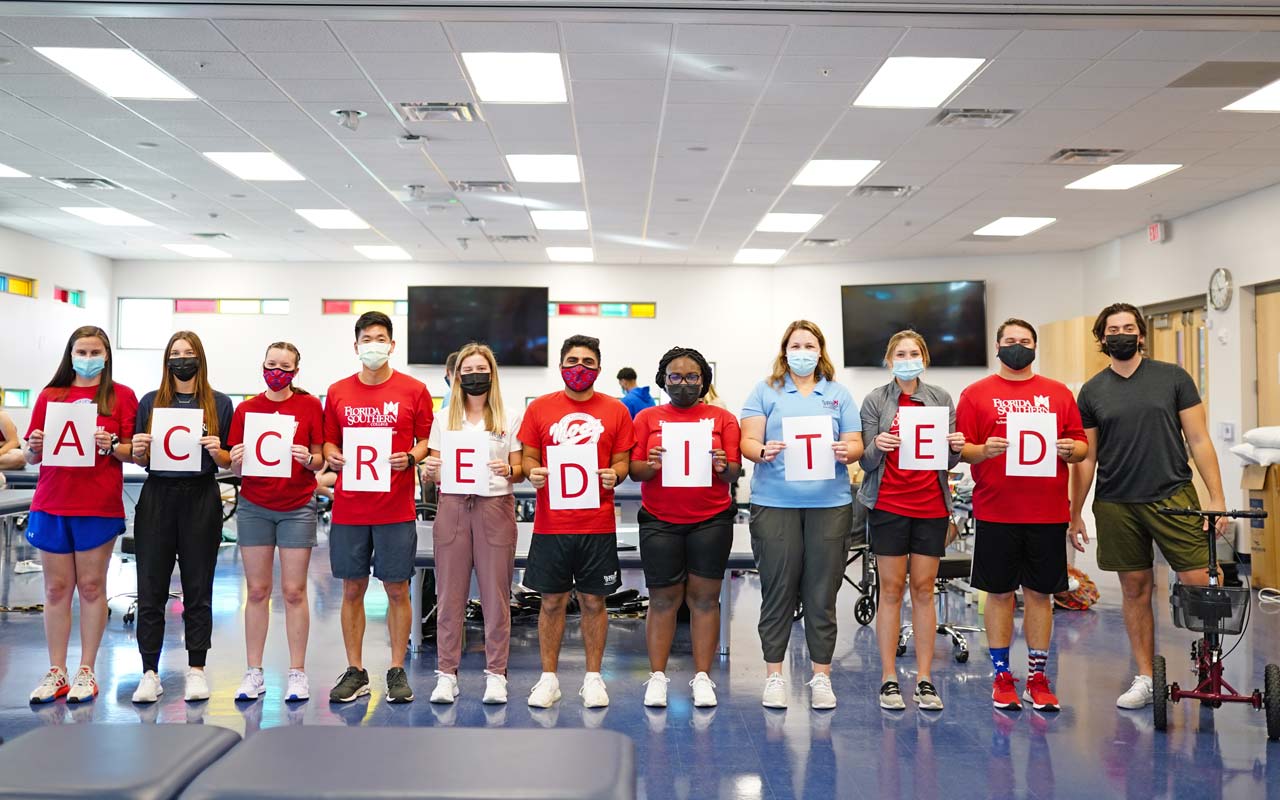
(762, 672), (787, 709)
(30, 666), (68, 704)
(1117, 675), (1154, 709)
(690, 672), (718, 708)
(285, 669), (310, 702)
(67, 667), (98, 704)
(236, 668), (265, 701)
(430, 671), (459, 704)
(185, 668), (211, 702)
(528, 673), (562, 708)
(132, 671), (164, 704)
(643, 671), (670, 708)
(580, 673), (610, 708)
(808, 673), (837, 710)
(483, 671), (508, 705)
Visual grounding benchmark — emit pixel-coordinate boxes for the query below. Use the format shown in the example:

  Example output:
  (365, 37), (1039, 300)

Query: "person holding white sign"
(958, 318), (1087, 714)
(519, 335), (636, 710)
(628, 347), (741, 709)
(323, 311), (434, 705)
(129, 331), (233, 705)
(858, 330), (964, 712)
(227, 342), (325, 704)
(24, 326), (138, 705)
(421, 343), (524, 706)
(740, 320), (863, 711)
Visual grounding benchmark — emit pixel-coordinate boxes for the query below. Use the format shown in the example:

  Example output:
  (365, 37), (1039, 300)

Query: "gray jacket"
(857, 378), (960, 513)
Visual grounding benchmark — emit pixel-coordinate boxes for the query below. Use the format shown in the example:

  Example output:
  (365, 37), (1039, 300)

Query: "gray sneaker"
(387, 667), (415, 704)
(328, 667), (370, 703)
(879, 680), (906, 710)
(914, 680), (944, 711)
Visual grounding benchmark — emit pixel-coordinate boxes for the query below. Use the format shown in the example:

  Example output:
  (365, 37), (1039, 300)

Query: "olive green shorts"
(1093, 482), (1209, 573)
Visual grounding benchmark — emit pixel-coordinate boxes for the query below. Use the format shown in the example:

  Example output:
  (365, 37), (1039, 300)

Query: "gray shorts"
(236, 497), (318, 548)
(329, 521), (418, 583)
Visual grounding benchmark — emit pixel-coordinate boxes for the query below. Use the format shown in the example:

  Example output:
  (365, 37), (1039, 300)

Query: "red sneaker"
(992, 672), (1021, 710)
(1023, 673), (1060, 712)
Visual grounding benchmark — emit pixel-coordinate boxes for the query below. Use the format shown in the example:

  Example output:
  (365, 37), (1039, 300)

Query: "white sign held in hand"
(897, 405), (949, 471)
(342, 427), (392, 492)
(546, 443), (600, 510)
(441, 429), (492, 496)
(660, 421), (714, 488)
(242, 412), (296, 478)
(42, 402), (98, 467)
(1006, 412), (1059, 478)
(150, 408), (204, 472)
(782, 415), (836, 482)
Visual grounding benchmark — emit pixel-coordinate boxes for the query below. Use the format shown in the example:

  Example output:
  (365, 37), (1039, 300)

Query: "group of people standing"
(17, 300), (1228, 717)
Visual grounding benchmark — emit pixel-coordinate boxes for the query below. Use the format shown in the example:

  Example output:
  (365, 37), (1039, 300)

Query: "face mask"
(561, 364), (599, 392)
(892, 358), (925, 381)
(168, 357), (199, 382)
(667, 384), (701, 408)
(358, 342), (391, 369)
(997, 344), (1036, 371)
(1104, 334), (1140, 361)
(459, 372), (491, 396)
(786, 351), (819, 377)
(263, 367), (296, 392)
(72, 356), (105, 379)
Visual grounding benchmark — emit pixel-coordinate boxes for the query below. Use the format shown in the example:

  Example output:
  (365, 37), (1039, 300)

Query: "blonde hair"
(883, 330), (931, 368)
(767, 320), (836, 389)
(446, 342), (508, 434)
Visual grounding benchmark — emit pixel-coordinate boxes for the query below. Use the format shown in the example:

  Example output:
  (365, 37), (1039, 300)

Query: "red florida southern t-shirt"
(228, 391), (325, 512)
(28, 383), (139, 518)
(631, 402), (741, 524)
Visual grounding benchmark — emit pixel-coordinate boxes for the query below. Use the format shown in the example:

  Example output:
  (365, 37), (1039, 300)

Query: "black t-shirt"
(135, 390), (233, 479)
(1077, 358), (1202, 503)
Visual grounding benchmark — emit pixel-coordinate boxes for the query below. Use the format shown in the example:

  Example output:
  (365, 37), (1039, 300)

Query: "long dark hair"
(151, 330), (220, 436)
(264, 341), (310, 396)
(46, 326), (117, 416)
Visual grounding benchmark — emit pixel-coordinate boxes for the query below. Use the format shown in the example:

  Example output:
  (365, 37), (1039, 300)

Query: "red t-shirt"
(876, 393), (948, 519)
(228, 392), (325, 512)
(631, 403), (741, 524)
(27, 383), (139, 518)
(518, 391), (636, 534)
(956, 374), (1087, 524)
(322, 371), (433, 526)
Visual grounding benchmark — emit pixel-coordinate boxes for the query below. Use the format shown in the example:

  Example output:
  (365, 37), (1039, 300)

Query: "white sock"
(584, 671), (602, 681)
(541, 672), (557, 682)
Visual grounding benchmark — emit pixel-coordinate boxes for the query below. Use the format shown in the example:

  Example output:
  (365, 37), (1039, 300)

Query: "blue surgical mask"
(786, 351), (819, 377)
(72, 356), (105, 379)
(893, 358), (925, 381)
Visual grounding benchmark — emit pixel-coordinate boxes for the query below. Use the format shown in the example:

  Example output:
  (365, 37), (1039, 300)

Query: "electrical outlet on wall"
(1218, 422), (1236, 442)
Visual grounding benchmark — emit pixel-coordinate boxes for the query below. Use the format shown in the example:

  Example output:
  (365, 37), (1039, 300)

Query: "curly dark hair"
(655, 346), (713, 398)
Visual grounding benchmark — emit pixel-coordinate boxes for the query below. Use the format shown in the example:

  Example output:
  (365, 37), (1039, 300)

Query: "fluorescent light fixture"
(734, 248), (786, 265)
(295, 209), (369, 229)
(1224, 79), (1280, 112)
(61, 206), (154, 226)
(461, 52), (567, 102)
(854, 57), (985, 109)
(757, 213), (823, 233)
(1065, 164), (1183, 191)
(547, 246), (593, 262)
(34, 47), (195, 100)
(355, 245), (411, 261)
(530, 210), (588, 230)
(506, 154), (580, 183)
(0, 163), (30, 178)
(164, 244), (230, 258)
(793, 159), (880, 187)
(973, 216), (1056, 237)
(203, 152), (304, 181)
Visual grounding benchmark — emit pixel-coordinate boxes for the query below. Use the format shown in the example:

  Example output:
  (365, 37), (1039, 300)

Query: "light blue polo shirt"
(741, 375), (861, 509)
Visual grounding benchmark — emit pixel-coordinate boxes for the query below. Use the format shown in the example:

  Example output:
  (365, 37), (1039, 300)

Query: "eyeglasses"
(666, 373), (702, 385)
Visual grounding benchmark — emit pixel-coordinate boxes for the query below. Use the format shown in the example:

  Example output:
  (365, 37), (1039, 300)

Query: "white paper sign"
(546, 443), (600, 510)
(897, 405), (949, 471)
(342, 427), (392, 492)
(782, 415), (836, 482)
(1006, 412), (1058, 478)
(150, 408), (204, 472)
(43, 402), (98, 467)
(441, 429), (492, 496)
(660, 421), (714, 488)
(242, 412), (295, 478)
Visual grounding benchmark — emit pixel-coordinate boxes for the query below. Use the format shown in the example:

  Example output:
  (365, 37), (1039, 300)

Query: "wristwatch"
(406, 452), (418, 469)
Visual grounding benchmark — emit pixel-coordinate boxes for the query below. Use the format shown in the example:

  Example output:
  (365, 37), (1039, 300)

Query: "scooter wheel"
(1265, 664), (1280, 742)
(1154, 655), (1169, 732)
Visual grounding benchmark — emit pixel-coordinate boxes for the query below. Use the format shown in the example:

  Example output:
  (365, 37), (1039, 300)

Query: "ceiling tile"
(562, 22), (672, 54)
(328, 20), (451, 52)
(103, 18), (234, 51)
(444, 21), (560, 52)
(674, 24), (787, 55)
(214, 20), (343, 52)
(784, 26), (904, 58)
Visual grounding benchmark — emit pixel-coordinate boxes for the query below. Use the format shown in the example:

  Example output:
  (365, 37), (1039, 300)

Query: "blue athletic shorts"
(26, 511), (124, 554)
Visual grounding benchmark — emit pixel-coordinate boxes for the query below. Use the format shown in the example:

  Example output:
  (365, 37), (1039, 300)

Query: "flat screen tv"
(407, 286), (549, 367)
(840, 281), (988, 367)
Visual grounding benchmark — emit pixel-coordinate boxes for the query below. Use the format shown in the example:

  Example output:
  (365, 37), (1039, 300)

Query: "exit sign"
(1148, 221), (1167, 243)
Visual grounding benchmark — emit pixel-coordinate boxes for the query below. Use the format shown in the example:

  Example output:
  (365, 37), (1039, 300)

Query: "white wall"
(0, 226), (114, 433)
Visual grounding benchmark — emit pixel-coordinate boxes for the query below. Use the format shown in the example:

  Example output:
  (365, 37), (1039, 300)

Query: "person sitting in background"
(0, 409), (26, 470)
(616, 367), (655, 419)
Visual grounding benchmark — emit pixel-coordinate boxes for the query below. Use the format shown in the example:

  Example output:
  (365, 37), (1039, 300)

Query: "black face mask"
(997, 344), (1036, 371)
(1103, 334), (1140, 361)
(168, 357), (199, 382)
(667, 384), (702, 408)
(459, 372), (491, 396)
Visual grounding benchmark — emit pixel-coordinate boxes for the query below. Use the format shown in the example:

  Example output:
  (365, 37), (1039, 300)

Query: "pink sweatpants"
(433, 493), (517, 674)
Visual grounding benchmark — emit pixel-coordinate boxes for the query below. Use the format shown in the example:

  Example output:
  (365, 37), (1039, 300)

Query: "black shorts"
(638, 505), (735, 588)
(524, 533), (622, 596)
(971, 520), (1069, 595)
(868, 508), (948, 557)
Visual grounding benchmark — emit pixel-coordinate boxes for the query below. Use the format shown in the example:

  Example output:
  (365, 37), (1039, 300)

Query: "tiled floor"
(1, 526), (1278, 800)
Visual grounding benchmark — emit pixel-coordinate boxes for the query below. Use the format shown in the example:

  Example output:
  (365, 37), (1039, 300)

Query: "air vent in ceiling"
(489, 234), (538, 244)
(191, 232), (232, 240)
(801, 238), (851, 248)
(449, 180), (513, 193)
(853, 185), (918, 199)
(42, 177), (122, 190)
(933, 108), (1019, 129)
(398, 102), (478, 123)
(1048, 148), (1127, 166)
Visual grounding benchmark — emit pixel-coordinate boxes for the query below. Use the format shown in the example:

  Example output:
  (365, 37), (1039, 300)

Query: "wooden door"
(1259, 289), (1280, 427)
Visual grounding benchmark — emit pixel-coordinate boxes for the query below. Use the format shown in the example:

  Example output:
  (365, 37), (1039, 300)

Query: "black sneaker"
(387, 667), (415, 704)
(329, 667), (370, 703)
(879, 680), (905, 710)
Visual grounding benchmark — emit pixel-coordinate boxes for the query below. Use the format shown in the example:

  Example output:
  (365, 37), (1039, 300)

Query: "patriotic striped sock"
(1028, 648), (1050, 675)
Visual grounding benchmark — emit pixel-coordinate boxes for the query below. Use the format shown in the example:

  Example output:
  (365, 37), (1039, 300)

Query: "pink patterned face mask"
(561, 364), (599, 392)
(263, 367), (296, 392)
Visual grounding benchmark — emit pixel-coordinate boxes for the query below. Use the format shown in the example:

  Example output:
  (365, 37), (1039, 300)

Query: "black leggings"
(134, 475), (223, 672)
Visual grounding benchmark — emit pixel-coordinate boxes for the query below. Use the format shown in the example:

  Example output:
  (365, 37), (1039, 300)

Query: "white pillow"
(1244, 426), (1280, 449)
(1230, 442), (1260, 465)
(1256, 447), (1280, 466)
